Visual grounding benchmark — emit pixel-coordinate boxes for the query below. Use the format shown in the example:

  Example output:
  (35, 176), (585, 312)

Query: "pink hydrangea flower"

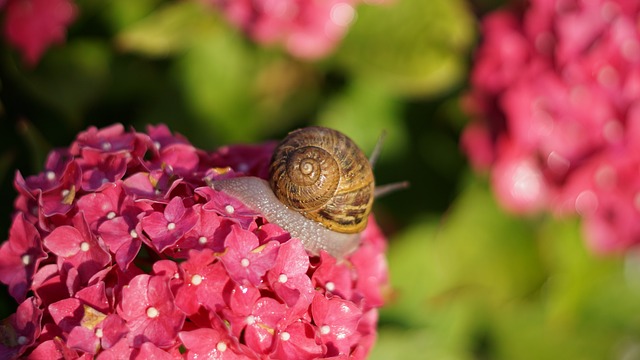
(2, 0), (77, 65)
(0, 123), (389, 359)
(203, 0), (382, 59)
(463, 0), (640, 252)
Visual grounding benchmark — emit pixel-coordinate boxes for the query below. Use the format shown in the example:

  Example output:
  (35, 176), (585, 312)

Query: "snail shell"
(269, 126), (375, 234)
(212, 127), (375, 258)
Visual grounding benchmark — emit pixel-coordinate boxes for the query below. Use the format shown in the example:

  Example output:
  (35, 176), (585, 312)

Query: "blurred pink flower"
(205, 0), (378, 59)
(2, 0), (77, 65)
(0, 123), (389, 359)
(463, 0), (640, 252)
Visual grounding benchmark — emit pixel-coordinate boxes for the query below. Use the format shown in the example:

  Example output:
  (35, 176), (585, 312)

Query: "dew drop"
(146, 307), (159, 318)
(225, 205), (235, 214)
(21, 254), (31, 266)
(216, 341), (227, 352)
(280, 331), (291, 341)
(167, 222), (176, 230)
(130, 229), (138, 239)
(278, 274), (288, 283)
(107, 211), (117, 220)
(241, 258), (250, 267)
(191, 274), (203, 286)
(198, 236), (207, 245)
(80, 242), (90, 252)
(320, 325), (331, 335)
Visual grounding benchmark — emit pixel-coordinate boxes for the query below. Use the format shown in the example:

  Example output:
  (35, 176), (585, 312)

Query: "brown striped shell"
(269, 126), (375, 234)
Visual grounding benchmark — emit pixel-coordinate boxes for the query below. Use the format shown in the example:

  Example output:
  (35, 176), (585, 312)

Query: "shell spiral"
(269, 126), (375, 234)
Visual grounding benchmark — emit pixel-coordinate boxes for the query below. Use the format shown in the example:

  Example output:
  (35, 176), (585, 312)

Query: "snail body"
(213, 126), (375, 258)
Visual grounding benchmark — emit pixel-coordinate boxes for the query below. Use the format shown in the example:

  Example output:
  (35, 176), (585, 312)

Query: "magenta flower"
(0, 214), (46, 302)
(463, 0), (640, 252)
(204, 0), (385, 59)
(0, 123), (388, 359)
(1, 0), (77, 65)
(118, 274), (186, 348)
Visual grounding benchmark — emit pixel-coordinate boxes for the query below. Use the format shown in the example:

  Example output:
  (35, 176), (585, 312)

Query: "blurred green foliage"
(2, 0), (640, 358)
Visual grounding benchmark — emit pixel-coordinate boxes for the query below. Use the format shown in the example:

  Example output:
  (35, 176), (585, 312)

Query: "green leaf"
(116, 1), (219, 57)
(337, 0), (475, 96)
(316, 79), (408, 160)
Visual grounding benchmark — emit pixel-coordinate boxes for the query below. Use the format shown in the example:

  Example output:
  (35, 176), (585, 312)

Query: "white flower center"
(325, 282), (335, 292)
(198, 236), (207, 245)
(107, 211), (117, 220)
(102, 142), (112, 151)
(191, 274), (203, 286)
(95, 328), (104, 338)
(61, 189), (70, 197)
(80, 242), (90, 252)
(17, 336), (28, 345)
(46, 171), (56, 181)
(240, 258), (250, 267)
(146, 306), (159, 318)
(280, 331), (291, 341)
(278, 274), (288, 283)
(21, 254), (31, 266)
(225, 205), (235, 214)
(320, 325), (331, 335)
(167, 222), (176, 230)
(130, 229), (138, 238)
(216, 341), (227, 352)
(246, 315), (256, 325)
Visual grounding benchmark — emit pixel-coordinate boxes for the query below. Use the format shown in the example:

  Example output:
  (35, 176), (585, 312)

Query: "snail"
(212, 126), (402, 258)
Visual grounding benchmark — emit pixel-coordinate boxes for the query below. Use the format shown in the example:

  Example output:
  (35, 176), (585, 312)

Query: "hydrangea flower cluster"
(462, 0), (640, 252)
(203, 0), (382, 59)
(0, 123), (388, 359)
(1, 0), (77, 65)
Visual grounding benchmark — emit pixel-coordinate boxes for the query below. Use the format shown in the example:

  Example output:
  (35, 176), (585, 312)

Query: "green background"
(2, 0), (640, 358)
